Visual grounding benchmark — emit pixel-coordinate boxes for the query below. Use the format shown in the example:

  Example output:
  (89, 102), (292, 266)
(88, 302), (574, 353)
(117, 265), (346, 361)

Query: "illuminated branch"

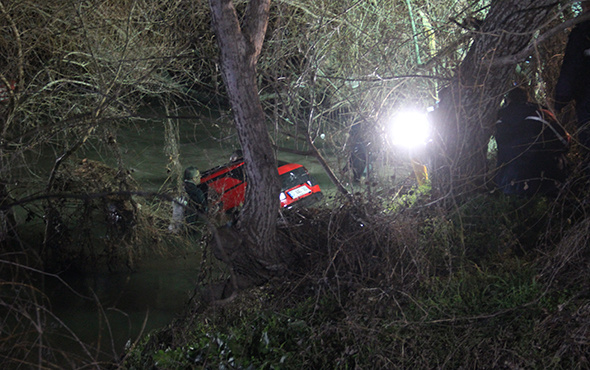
(490, 11), (590, 66)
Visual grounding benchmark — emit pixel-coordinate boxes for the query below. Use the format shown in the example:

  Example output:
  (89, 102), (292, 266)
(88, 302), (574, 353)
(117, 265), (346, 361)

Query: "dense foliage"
(124, 187), (590, 369)
(1, 0), (588, 368)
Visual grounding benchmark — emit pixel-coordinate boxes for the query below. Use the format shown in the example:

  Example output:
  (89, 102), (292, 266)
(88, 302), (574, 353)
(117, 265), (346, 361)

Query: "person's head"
(583, 1), (590, 13)
(506, 86), (530, 105)
(183, 166), (200, 183)
(229, 149), (243, 162)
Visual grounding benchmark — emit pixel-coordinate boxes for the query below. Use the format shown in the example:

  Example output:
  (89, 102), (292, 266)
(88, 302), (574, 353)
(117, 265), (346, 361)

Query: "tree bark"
(430, 0), (558, 200)
(208, 0), (285, 289)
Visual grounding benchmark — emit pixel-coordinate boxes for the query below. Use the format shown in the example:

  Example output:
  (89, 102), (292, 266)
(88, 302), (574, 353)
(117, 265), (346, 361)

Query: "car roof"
(200, 161), (244, 182)
(277, 162), (304, 175)
(201, 160), (306, 180)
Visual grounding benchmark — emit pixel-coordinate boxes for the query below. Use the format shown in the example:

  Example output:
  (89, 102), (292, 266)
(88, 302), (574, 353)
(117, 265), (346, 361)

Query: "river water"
(29, 103), (415, 365)
(42, 257), (201, 364)
(37, 107), (343, 365)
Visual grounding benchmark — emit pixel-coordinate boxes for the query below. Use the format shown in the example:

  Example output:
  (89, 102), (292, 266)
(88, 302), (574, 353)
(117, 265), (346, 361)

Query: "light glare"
(389, 110), (430, 148)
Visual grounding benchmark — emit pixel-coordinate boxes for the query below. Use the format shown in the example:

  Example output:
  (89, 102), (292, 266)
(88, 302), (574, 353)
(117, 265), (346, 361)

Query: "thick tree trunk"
(430, 0), (558, 200)
(209, 0), (285, 290)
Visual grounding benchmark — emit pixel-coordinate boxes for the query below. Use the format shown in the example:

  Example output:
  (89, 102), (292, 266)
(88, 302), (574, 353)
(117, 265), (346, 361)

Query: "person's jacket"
(184, 180), (208, 214)
(555, 20), (590, 116)
(495, 102), (570, 195)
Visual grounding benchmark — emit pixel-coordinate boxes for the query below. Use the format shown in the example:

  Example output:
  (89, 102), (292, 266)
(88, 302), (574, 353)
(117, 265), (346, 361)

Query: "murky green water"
(39, 107), (342, 364)
(79, 106), (338, 192)
(30, 102), (415, 365)
(42, 257), (201, 362)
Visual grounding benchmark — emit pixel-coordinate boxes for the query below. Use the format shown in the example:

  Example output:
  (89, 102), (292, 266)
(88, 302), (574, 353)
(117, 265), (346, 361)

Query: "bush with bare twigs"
(124, 184), (590, 368)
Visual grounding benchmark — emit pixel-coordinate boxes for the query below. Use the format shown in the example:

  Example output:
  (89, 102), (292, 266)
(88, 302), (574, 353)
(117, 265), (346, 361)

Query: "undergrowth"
(123, 187), (590, 369)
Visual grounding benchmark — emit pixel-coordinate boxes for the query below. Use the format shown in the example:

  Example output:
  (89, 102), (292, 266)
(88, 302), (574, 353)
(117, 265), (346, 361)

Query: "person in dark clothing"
(183, 166), (208, 224)
(346, 123), (370, 183)
(496, 87), (571, 196)
(554, 1), (590, 163)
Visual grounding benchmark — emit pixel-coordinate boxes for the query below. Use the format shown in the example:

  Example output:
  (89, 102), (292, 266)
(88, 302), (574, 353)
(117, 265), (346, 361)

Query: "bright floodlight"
(389, 110), (430, 148)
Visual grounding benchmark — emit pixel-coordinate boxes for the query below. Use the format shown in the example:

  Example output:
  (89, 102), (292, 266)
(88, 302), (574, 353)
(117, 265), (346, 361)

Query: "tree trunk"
(430, 0), (558, 200)
(208, 0), (285, 290)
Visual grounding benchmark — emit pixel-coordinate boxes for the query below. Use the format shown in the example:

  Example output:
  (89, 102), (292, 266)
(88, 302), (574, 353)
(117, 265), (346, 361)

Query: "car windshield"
(279, 167), (311, 191)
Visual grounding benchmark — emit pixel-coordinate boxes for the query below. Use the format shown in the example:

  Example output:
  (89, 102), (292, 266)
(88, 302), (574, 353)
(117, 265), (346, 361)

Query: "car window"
(228, 165), (245, 181)
(279, 167), (310, 191)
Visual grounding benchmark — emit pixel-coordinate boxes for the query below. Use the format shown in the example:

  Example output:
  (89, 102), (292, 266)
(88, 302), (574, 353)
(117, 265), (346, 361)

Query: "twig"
(490, 11), (590, 67)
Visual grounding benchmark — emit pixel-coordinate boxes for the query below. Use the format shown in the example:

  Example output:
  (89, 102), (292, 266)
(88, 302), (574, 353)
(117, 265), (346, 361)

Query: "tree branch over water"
(1, 190), (174, 211)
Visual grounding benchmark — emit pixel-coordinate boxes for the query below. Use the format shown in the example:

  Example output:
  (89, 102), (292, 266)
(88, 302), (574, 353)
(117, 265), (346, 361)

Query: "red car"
(199, 160), (322, 212)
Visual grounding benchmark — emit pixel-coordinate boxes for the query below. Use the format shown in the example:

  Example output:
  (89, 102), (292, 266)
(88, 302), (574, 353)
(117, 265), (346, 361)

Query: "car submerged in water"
(199, 159), (323, 212)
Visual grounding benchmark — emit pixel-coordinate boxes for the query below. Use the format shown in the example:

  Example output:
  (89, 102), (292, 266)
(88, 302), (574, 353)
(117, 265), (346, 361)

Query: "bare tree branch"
(491, 11), (590, 66)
